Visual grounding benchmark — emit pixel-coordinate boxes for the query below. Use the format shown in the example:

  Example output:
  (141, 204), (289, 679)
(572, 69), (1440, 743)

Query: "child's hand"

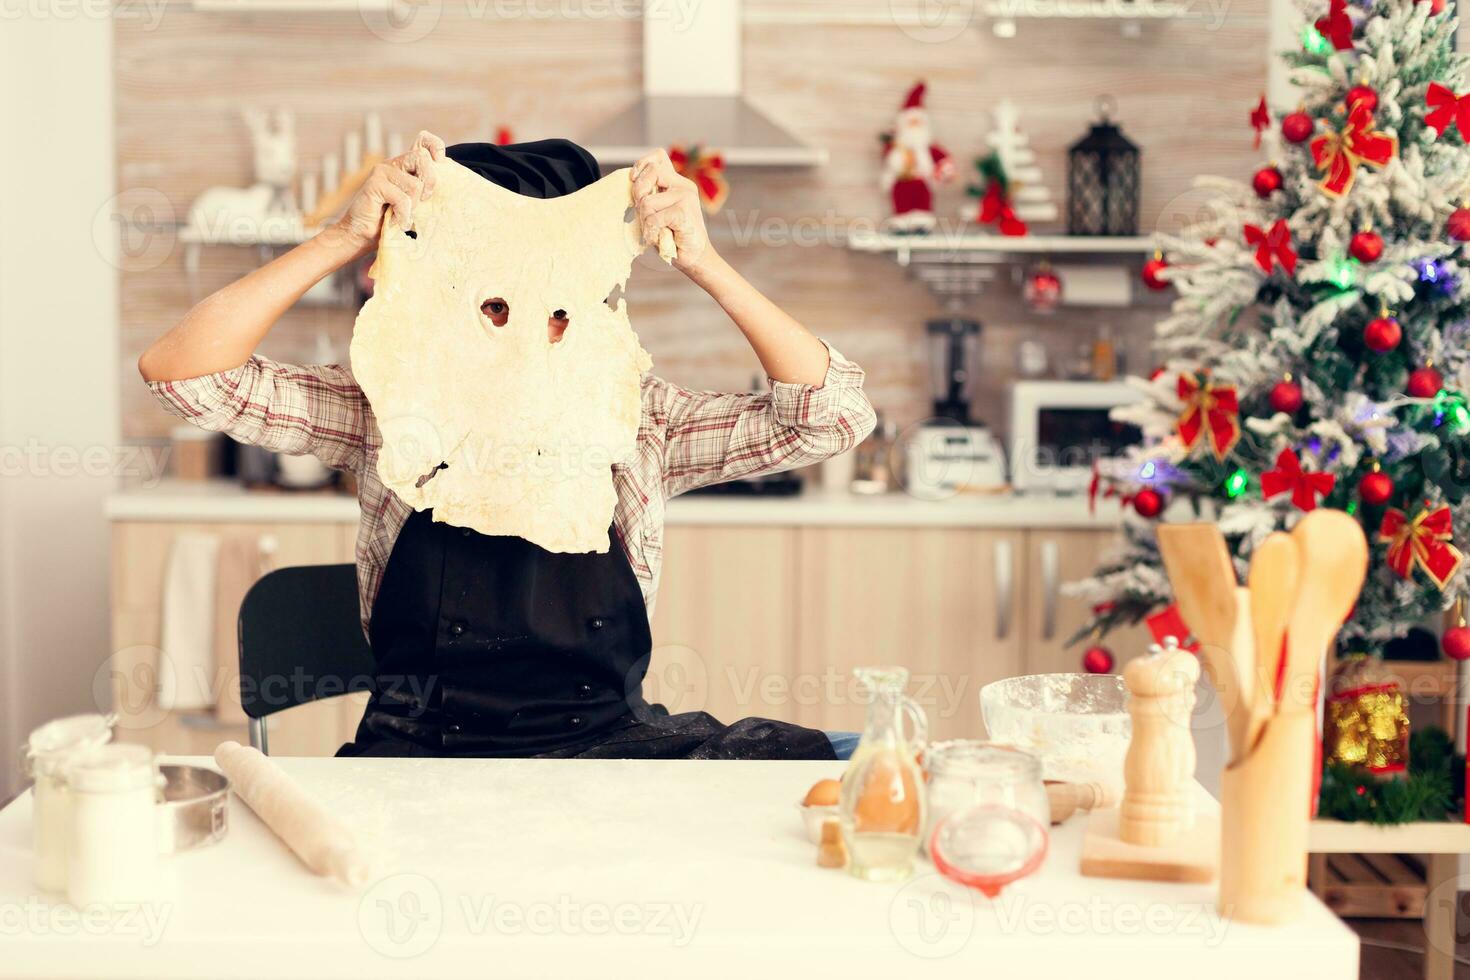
(333, 130), (447, 257)
(631, 149), (713, 273)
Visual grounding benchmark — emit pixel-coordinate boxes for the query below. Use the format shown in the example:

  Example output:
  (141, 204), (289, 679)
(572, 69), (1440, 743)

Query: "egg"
(803, 778), (841, 807)
(851, 753), (921, 835)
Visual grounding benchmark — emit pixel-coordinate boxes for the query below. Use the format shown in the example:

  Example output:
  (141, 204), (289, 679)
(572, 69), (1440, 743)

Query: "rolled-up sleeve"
(147, 355), (369, 472)
(651, 342), (877, 499)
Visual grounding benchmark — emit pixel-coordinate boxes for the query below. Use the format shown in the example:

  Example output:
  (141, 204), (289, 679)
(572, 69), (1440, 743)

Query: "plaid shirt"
(148, 344), (875, 632)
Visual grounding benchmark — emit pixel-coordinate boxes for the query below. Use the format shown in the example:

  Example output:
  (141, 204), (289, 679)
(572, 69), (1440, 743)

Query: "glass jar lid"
(22, 713), (115, 777)
(63, 743), (157, 794)
(926, 740), (1041, 782)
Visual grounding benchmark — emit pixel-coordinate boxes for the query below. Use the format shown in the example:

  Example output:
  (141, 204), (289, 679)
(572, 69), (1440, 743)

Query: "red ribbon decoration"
(1310, 102), (1396, 197)
(1378, 505), (1465, 590)
(1260, 448), (1336, 511)
(667, 144), (729, 213)
(1146, 604), (1201, 653)
(1425, 82), (1470, 140)
(1250, 95), (1270, 149)
(1244, 220), (1298, 276)
(1314, 0), (1354, 50)
(1176, 373), (1241, 461)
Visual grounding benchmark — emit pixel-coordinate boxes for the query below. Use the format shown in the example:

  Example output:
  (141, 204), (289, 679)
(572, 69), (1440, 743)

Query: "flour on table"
(350, 159), (654, 554)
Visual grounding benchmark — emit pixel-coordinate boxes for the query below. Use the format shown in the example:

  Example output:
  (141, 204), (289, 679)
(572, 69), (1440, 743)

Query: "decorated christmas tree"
(1070, 0), (1470, 664)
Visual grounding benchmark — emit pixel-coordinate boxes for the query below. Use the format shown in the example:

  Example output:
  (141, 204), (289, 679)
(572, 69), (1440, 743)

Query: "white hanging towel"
(157, 532), (221, 710)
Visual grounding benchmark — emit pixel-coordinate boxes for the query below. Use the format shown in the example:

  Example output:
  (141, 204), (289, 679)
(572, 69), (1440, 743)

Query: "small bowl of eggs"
(798, 778), (841, 843)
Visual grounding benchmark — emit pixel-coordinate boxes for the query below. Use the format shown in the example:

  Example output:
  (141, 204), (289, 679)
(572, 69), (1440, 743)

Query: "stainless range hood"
(581, 0), (827, 167)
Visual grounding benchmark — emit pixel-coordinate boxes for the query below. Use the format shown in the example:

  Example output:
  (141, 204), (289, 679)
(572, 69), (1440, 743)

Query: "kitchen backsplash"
(116, 4), (1267, 444)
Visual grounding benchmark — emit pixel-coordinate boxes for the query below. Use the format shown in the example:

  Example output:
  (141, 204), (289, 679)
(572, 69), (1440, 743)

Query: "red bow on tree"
(1378, 505), (1465, 590)
(1261, 448), (1336, 511)
(1250, 95), (1270, 149)
(1314, 0), (1355, 50)
(1425, 83), (1470, 141)
(667, 144), (729, 213)
(1244, 220), (1298, 276)
(1310, 102), (1397, 197)
(1176, 373), (1242, 461)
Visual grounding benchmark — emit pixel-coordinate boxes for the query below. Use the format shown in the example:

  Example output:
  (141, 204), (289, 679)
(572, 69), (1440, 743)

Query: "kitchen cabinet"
(1022, 528), (1156, 675)
(793, 527), (1026, 741)
(109, 520), (366, 758)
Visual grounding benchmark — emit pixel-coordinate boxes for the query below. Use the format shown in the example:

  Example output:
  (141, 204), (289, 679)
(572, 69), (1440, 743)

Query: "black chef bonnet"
(445, 139), (601, 199)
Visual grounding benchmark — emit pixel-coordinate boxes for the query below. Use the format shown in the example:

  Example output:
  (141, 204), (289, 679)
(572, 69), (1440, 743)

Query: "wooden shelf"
(845, 229), (1156, 266)
(1310, 818), (1470, 854)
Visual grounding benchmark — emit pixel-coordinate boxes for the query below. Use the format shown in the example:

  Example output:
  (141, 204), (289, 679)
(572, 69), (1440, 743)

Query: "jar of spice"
(64, 743), (160, 907)
(21, 714), (114, 893)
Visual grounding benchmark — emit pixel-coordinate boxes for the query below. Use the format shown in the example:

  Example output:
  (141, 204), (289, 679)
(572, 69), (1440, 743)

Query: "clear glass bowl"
(979, 673), (1130, 785)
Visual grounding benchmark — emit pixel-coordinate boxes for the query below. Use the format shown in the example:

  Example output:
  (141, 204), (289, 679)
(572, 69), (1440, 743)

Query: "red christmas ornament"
(1448, 207), (1470, 242)
(1082, 646), (1116, 674)
(1358, 470), (1394, 506)
(1141, 256), (1170, 291)
(1023, 264), (1063, 314)
(1252, 165), (1284, 198)
(1133, 488), (1164, 519)
(1269, 378), (1304, 413)
(1408, 366), (1445, 398)
(1364, 316), (1402, 353)
(1346, 85), (1378, 114)
(1281, 111), (1315, 144)
(1349, 229), (1384, 263)
(1443, 626), (1470, 661)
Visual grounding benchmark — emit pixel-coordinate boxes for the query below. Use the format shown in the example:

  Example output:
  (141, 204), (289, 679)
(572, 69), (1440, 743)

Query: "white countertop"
(106, 480), (1127, 529)
(0, 757), (1356, 979)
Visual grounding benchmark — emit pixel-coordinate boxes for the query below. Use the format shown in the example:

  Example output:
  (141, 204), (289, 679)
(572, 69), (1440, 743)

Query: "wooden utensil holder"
(1219, 710), (1315, 925)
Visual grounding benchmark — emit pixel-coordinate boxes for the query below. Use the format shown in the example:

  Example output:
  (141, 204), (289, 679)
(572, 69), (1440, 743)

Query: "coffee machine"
(905, 316), (1008, 499)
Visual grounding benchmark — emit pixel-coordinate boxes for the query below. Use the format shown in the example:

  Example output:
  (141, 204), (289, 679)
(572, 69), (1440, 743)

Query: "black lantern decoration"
(1067, 98), (1140, 237)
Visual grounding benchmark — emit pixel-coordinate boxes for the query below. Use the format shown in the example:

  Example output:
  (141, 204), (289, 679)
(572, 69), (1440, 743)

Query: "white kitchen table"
(0, 757), (1357, 979)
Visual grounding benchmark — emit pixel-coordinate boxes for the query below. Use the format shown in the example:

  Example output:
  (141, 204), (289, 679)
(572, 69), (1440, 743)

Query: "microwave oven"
(1009, 381), (1145, 494)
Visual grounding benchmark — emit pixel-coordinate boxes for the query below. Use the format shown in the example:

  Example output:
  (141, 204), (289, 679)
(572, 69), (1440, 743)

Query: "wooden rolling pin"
(214, 741), (374, 887)
(1046, 780), (1117, 824)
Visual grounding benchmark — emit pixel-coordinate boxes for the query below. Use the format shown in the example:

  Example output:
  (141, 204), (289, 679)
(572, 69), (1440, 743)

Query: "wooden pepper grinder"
(1119, 637), (1200, 847)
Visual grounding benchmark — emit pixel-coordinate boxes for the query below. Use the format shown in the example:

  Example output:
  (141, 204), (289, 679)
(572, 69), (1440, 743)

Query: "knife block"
(1219, 711), (1315, 925)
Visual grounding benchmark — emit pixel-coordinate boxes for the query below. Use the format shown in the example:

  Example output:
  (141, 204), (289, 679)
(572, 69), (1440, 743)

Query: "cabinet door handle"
(994, 539), (1014, 641)
(1041, 539), (1060, 641)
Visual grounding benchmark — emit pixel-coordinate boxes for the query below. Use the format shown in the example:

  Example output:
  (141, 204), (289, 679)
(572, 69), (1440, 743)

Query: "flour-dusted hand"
(333, 130), (447, 257)
(631, 148), (712, 273)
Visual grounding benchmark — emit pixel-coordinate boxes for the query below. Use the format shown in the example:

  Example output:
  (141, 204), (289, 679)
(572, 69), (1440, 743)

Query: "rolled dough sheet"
(351, 159), (657, 554)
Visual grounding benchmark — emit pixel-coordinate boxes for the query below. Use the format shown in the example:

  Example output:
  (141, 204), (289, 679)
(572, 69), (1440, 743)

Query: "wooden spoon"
(1281, 511), (1368, 715)
(1156, 524), (1248, 751)
(1244, 532), (1300, 755)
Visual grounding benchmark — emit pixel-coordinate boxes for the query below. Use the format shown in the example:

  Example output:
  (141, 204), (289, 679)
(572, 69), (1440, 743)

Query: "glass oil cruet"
(839, 666), (929, 881)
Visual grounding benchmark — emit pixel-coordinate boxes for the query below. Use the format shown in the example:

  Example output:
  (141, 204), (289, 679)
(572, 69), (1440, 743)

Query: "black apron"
(337, 508), (834, 760)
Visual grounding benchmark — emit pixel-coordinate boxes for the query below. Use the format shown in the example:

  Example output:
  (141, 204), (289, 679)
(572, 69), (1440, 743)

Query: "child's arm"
(140, 132), (445, 382)
(630, 150), (829, 386)
(629, 150), (876, 498)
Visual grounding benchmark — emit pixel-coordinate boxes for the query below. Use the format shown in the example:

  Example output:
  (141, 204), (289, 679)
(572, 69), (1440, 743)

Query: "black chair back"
(236, 564), (376, 746)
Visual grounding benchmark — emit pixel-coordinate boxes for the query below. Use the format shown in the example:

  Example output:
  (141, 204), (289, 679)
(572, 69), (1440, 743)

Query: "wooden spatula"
(1281, 511), (1368, 715)
(1156, 524), (1247, 748)
(1244, 532), (1300, 754)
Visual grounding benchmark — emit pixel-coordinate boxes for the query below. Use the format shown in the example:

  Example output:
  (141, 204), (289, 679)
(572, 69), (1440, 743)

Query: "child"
(141, 133), (875, 759)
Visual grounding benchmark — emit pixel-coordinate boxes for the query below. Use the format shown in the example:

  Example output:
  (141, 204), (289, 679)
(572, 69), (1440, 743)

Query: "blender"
(905, 316), (1008, 499)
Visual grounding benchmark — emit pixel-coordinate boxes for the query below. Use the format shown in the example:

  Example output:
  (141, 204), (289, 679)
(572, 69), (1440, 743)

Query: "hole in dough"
(480, 297), (509, 327)
(415, 462), (447, 488)
(604, 284), (625, 309)
(404, 229), (418, 240)
(548, 309), (570, 345)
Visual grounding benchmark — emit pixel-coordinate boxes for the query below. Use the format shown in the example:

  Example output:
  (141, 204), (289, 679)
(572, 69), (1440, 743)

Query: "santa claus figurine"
(881, 82), (954, 233)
